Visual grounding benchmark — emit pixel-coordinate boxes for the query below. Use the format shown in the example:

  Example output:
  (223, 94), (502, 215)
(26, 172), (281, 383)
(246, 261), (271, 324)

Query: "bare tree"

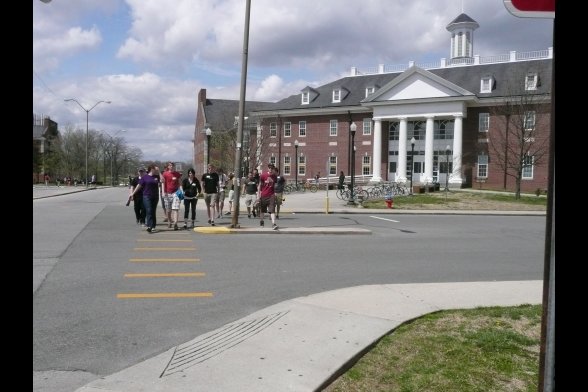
(489, 76), (550, 199)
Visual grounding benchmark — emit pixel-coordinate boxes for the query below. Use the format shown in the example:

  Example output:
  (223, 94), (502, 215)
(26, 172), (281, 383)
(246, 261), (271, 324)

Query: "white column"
(371, 119), (382, 183)
(397, 117), (408, 183)
(424, 116), (434, 183)
(450, 115), (464, 185)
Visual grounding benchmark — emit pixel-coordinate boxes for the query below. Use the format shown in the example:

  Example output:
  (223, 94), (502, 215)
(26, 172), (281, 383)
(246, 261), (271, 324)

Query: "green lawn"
(324, 305), (541, 392)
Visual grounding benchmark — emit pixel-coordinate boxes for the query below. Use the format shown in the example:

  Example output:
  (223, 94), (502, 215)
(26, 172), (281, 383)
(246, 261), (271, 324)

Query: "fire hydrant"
(385, 194), (394, 209)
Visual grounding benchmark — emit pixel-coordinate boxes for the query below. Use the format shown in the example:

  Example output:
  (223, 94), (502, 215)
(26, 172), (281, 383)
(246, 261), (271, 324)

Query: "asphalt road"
(33, 187), (545, 392)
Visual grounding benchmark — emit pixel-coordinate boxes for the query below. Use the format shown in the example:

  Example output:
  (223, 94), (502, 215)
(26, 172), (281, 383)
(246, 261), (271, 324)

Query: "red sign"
(504, 0), (555, 18)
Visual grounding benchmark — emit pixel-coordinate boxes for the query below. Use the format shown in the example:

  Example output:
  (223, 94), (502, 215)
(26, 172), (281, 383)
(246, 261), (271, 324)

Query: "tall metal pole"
(348, 122), (356, 205)
(295, 143), (299, 186)
(206, 132), (211, 166)
(64, 99), (111, 188)
(410, 137), (416, 195)
(231, 0), (251, 228)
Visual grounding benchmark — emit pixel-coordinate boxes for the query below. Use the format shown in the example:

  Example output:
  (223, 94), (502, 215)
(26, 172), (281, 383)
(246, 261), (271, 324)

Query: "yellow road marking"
(117, 292), (213, 299)
(194, 227), (231, 233)
(124, 272), (205, 278)
(133, 247), (196, 251)
(129, 258), (200, 262)
(136, 239), (193, 242)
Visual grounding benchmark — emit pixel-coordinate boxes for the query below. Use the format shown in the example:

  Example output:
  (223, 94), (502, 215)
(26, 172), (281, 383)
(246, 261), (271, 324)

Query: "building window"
(477, 155), (488, 178)
(479, 113), (489, 132)
(284, 122), (291, 137)
(434, 120), (454, 139)
(329, 156), (337, 175)
(283, 156), (291, 175)
(332, 89), (341, 103)
(270, 122), (277, 137)
(480, 77), (493, 93)
(362, 155), (371, 176)
(330, 120), (338, 136)
(299, 121), (306, 137)
(388, 122), (399, 140)
(525, 73), (538, 90)
(365, 86), (375, 98)
(457, 32), (463, 56)
(522, 155), (534, 179)
(389, 161), (397, 173)
(270, 156), (276, 167)
(301, 91), (309, 104)
(299, 155), (306, 176)
(362, 118), (372, 135)
(408, 121), (424, 140)
(524, 111), (536, 130)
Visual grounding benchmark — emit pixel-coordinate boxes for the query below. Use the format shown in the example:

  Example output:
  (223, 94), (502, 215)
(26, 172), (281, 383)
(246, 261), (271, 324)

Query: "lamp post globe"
(205, 127), (212, 166)
(348, 122), (357, 205)
(64, 99), (111, 188)
(409, 137), (416, 195)
(294, 139), (299, 186)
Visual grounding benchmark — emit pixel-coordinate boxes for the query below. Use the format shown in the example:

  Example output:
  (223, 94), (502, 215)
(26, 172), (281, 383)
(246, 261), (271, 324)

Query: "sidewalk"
(76, 281), (542, 392)
(34, 186), (544, 391)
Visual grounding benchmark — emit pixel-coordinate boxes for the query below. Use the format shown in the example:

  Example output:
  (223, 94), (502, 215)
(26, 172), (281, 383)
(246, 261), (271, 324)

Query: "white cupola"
(446, 13), (479, 59)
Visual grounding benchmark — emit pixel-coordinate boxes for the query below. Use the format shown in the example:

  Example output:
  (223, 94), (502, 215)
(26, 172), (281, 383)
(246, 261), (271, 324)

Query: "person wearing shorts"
(258, 163), (278, 230)
(162, 161), (182, 230)
(243, 172), (258, 218)
(201, 164), (219, 226)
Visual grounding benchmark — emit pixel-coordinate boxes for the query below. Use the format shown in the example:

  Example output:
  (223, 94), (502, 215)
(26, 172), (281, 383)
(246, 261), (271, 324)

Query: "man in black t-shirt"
(129, 168), (146, 225)
(201, 164), (220, 226)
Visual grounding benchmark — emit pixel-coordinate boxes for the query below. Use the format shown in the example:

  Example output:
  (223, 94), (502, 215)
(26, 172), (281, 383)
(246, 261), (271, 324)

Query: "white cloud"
(33, 0), (554, 162)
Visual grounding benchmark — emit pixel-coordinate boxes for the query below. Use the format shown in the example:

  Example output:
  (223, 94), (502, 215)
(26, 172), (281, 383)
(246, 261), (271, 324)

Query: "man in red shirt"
(161, 161), (183, 230)
(257, 163), (279, 230)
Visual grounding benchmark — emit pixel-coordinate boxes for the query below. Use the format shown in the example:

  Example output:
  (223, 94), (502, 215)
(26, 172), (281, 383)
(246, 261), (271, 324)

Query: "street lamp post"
(409, 137), (416, 195)
(64, 98), (111, 188)
(445, 145), (451, 199)
(205, 127), (212, 166)
(348, 122), (357, 205)
(294, 139), (299, 187)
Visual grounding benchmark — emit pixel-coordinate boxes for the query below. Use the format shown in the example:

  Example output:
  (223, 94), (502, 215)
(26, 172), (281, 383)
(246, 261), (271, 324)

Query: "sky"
(33, 0), (554, 163)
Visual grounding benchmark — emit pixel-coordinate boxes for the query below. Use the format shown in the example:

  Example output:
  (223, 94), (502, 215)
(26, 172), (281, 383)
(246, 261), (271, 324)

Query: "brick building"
(194, 13), (552, 193)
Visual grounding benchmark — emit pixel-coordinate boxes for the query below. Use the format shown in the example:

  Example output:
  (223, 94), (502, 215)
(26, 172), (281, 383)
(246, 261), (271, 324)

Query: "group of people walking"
(127, 161), (283, 233)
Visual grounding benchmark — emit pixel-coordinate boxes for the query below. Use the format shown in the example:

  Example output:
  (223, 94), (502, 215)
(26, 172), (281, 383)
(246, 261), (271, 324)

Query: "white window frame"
(332, 89), (341, 103)
(525, 74), (538, 91)
(284, 122), (291, 137)
(524, 111), (536, 130)
(480, 77), (493, 93)
(365, 86), (375, 98)
(270, 156), (276, 167)
(298, 155), (306, 176)
(522, 155), (534, 179)
(363, 118), (372, 135)
(329, 156), (337, 175)
(330, 120), (338, 136)
(299, 121), (306, 137)
(301, 91), (309, 104)
(477, 155), (488, 178)
(283, 156), (291, 175)
(479, 113), (490, 132)
(362, 155), (371, 176)
(270, 122), (277, 137)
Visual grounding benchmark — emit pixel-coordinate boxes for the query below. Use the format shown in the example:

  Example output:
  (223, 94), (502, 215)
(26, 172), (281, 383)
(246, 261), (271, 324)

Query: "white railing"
(351, 48), (552, 76)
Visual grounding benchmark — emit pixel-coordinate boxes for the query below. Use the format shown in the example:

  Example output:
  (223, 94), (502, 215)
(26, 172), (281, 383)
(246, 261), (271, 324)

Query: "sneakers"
(276, 215), (280, 220)
(225, 211), (231, 215)
(182, 224), (187, 230)
(252, 210), (256, 218)
(248, 214), (251, 218)
(211, 221), (215, 226)
(272, 223), (279, 231)
(191, 220), (195, 228)
(259, 220), (264, 227)
(147, 227), (157, 233)
(207, 219), (211, 224)
(174, 224), (179, 231)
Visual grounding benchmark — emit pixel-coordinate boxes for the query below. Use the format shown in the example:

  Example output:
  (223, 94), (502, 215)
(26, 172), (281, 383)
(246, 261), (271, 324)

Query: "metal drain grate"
(161, 310), (289, 377)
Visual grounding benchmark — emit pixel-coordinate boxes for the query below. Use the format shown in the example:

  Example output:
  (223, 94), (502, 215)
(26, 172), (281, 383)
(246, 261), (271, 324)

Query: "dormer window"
(525, 73), (538, 90)
(365, 86), (375, 98)
(480, 76), (493, 93)
(301, 91), (309, 104)
(332, 89), (341, 103)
